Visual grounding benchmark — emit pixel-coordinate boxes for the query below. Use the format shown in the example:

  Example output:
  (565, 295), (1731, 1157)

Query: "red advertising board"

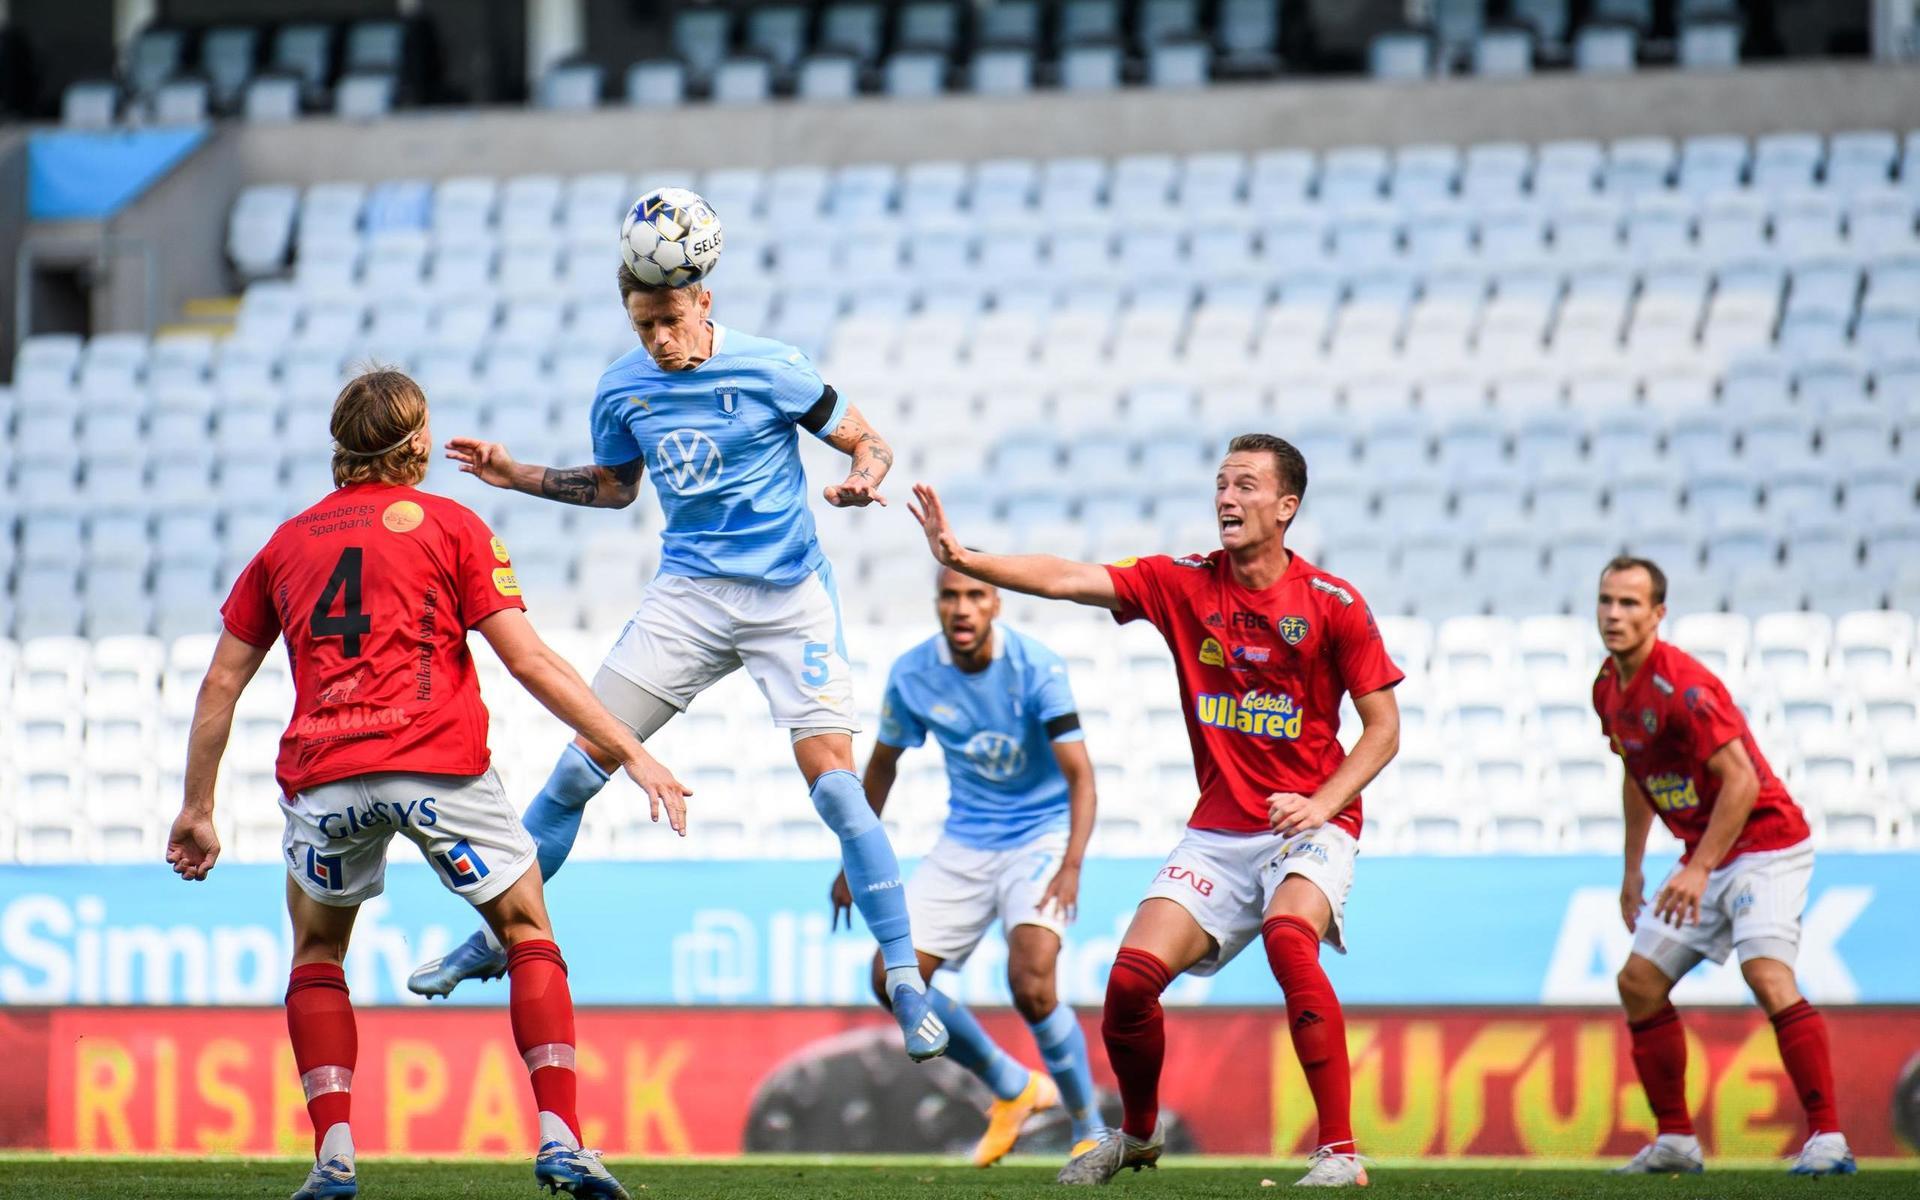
(5, 1006), (1915, 1158)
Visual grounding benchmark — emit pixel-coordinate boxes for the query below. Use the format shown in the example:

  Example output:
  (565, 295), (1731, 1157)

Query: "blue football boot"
(407, 930), (507, 999)
(892, 983), (952, 1062)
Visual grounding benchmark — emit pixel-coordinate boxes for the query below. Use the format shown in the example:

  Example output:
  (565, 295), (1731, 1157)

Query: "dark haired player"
(1594, 556), (1852, 1176)
(910, 434), (1402, 1188)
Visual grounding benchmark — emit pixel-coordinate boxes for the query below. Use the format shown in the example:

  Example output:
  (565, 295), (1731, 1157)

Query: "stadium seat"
(1677, 19), (1741, 70)
(626, 60), (686, 107)
(1572, 24), (1636, 73)
(540, 62), (603, 109)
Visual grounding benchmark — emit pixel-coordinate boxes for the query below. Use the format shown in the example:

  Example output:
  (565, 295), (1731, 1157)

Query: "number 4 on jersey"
(310, 547), (372, 657)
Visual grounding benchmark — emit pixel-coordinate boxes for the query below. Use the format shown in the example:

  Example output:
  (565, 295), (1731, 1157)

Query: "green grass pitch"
(4, 1156), (1914, 1199)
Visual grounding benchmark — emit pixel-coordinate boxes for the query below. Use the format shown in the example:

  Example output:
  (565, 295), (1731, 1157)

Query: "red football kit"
(1593, 639), (1808, 865)
(1105, 550), (1404, 839)
(220, 482), (527, 798)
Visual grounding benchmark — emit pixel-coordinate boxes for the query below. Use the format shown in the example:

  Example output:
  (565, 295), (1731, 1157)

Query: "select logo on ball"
(383, 501), (424, 533)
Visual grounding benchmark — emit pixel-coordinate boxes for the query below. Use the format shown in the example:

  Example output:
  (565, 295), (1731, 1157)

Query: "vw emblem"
(655, 428), (724, 494)
(963, 731), (1027, 782)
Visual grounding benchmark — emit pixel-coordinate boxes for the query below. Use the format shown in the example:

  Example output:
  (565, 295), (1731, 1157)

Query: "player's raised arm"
(168, 631), (271, 881)
(820, 404), (893, 508)
(445, 437), (644, 509)
(909, 483), (1120, 610)
(474, 608), (692, 834)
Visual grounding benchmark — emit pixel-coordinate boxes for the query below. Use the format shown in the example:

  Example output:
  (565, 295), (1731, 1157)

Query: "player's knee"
(1009, 974), (1055, 1023)
(290, 929), (349, 967)
(1616, 957), (1669, 1011)
(808, 769), (876, 839)
(1738, 953), (1801, 1011)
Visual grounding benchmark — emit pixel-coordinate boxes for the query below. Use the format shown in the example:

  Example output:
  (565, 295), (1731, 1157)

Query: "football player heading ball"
(411, 188), (951, 1064)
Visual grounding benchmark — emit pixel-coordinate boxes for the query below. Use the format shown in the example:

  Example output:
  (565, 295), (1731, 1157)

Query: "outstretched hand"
(625, 755), (692, 836)
(823, 472), (886, 508)
(445, 438), (519, 490)
(908, 483), (966, 568)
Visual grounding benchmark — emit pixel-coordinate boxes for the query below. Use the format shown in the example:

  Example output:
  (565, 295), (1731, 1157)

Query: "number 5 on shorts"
(801, 641), (830, 687)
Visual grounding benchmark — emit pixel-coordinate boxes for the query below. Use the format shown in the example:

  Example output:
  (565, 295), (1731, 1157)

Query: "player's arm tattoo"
(536, 458), (644, 508)
(824, 405), (894, 485)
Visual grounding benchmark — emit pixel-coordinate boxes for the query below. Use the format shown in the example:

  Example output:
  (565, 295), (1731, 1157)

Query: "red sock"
(1628, 1003), (1694, 1136)
(1770, 1000), (1840, 1134)
(1103, 948), (1173, 1140)
(508, 939), (581, 1142)
(1262, 916), (1355, 1153)
(286, 963), (356, 1157)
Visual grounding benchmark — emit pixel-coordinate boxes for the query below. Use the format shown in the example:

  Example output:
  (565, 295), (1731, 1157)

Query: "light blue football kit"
(416, 323), (940, 1059)
(878, 628), (1104, 1141)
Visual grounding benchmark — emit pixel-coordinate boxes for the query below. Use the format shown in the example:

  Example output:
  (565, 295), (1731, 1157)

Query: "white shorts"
(1632, 839), (1814, 977)
(282, 769), (539, 908)
(599, 566), (859, 730)
(908, 830), (1071, 966)
(1141, 824), (1358, 974)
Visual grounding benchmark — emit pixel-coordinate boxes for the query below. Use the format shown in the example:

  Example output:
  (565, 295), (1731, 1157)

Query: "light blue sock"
(523, 743), (609, 881)
(1030, 1003), (1103, 1140)
(809, 769), (916, 972)
(930, 988), (1028, 1101)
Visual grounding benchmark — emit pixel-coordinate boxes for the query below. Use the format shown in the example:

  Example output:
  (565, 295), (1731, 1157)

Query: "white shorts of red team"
(908, 830), (1071, 965)
(598, 568), (859, 730)
(282, 769), (539, 908)
(1142, 824), (1359, 974)
(1631, 839), (1814, 978)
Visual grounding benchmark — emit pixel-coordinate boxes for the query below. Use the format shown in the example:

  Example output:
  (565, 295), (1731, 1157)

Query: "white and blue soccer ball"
(620, 187), (724, 288)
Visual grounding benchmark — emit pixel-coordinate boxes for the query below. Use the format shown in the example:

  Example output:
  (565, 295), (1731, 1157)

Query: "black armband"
(1045, 713), (1082, 739)
(798, 385), (839, 435)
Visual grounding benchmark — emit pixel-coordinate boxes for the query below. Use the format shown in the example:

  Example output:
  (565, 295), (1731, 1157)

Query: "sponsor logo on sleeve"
(1651, 673), (1674, 695)
(1308, 577), (1354, 605)
(1278, 615), (1310, 646)
(1173, 554), (1209, 568)
(492, 567), (521, 597)
(1199, 638), (1227, 667)
(490, 537), (510, 563)
(1109, 556), (1140, 568)
(382, 501), (424, 533)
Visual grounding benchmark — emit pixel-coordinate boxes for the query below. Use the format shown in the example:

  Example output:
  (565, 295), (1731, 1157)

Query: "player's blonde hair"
(331, 367), (430, 488)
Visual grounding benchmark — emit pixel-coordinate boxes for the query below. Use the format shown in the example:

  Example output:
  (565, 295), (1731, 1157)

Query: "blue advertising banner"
(1, 854), (1914, 1007)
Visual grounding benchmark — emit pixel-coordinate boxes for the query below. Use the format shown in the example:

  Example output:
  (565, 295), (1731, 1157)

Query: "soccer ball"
(620, 187), (724, 288)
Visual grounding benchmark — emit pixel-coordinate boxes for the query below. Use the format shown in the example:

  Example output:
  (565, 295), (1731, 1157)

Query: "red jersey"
(1593, 639), (1808, 865)
(220, 482), (527, 798)
(1105, 550), (1404, 838)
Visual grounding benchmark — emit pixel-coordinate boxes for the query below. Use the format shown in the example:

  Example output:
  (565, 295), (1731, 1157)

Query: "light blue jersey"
(877, 627), (1084, 851)
(590, 324), (848, 585)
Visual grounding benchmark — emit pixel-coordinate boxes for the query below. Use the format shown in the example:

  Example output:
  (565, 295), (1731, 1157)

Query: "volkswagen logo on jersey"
(963, 731), (1027, 782)
(655, 428), (725, 494)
